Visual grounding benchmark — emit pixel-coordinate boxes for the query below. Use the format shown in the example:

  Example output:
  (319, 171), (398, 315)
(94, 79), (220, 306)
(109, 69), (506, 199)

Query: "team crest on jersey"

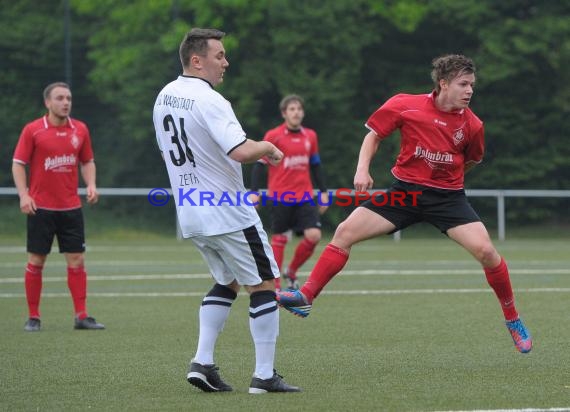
(305, 140), (311, 152)
(70, 133), (80, 149)
(452, 128), (465, 145)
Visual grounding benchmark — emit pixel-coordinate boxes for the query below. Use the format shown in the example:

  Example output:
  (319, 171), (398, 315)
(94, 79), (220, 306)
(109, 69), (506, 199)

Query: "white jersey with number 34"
(153, 76), (260, 237)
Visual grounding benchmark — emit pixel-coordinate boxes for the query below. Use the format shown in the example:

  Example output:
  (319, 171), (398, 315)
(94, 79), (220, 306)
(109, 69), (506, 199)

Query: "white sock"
(193, 286), (235, 365)
(249, 291), (279, 380)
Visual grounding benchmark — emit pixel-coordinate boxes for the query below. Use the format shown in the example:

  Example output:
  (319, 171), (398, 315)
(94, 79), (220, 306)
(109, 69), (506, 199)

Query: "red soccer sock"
(301, 244), (349, 303)
(67, 266), (88, 319)
(287, 238), (318, 279)
(484, 256), (519, 321)
(271, 234), (288, 289)
(271, 234), (288, 270)
(25, 263), (43, 319)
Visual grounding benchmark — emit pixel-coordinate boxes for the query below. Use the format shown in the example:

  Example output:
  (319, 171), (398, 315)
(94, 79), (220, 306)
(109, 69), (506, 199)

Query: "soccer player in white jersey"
(153, 28), (300, 393)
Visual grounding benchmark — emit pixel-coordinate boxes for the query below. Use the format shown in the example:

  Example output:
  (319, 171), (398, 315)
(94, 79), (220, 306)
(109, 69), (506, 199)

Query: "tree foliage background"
(1, 0), (569, 226)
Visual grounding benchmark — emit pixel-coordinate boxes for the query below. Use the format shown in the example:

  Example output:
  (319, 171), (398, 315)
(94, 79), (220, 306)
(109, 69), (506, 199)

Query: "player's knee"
(475, 244), (498, 266)
(66, 253), (84, 268)
(305, 234), (321, 244)
(304, 229), (321, 243)
(245, 279), (275, 294)
(332, 221), (357, 249)
(28, 254), (47, 267)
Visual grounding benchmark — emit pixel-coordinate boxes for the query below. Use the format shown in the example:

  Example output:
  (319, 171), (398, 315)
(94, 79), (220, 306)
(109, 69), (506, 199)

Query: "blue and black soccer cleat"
(276, 289), (311, 318)
(505, 317), (532, 353)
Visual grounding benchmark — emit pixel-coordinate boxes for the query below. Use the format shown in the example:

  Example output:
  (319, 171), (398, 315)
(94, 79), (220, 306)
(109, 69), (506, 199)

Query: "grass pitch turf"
(1, 235), (569, 411)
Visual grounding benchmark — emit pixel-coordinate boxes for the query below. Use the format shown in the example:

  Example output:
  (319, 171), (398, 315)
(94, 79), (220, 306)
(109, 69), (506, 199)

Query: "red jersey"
(13, 116), (94, 210)
(366, 92), (484, 190)
(260, 123), (320, 201)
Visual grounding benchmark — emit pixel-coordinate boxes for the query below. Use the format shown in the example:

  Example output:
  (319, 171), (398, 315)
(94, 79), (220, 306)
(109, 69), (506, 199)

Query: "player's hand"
(353, 169), (373, 192)
(318, 191), (330, 215)
(267, 145), (283, 166)
(248, 192), (261, 209)
(86, 185), (99, 204)
(19, 193), (37, 215)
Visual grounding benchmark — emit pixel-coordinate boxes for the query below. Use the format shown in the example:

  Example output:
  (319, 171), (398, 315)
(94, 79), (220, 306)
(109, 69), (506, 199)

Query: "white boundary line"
(0, 273), (211, 283)
(1, 288), (569, 299)
(1, 268), (569, 284)
(2, 260), (570, 266)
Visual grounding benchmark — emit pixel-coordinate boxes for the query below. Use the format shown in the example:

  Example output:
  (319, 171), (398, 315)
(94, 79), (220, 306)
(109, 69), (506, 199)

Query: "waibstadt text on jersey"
(171, 188), (422, 207)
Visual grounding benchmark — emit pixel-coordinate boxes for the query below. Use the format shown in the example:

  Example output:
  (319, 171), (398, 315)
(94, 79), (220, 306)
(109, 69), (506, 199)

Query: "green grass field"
(1, 233), (569, 411)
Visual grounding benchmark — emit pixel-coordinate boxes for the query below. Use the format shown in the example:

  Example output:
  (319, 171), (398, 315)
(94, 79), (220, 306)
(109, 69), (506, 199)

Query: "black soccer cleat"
(187, 362), (233, 392)
(248, 370), (301, 394)
(74, 316), (105, 330)
(283, 267), (300, 290)
(24, 318), (41, 332)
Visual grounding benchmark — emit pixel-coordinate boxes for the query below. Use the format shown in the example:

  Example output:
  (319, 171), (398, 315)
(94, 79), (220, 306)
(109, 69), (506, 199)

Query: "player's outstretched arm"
(229, 139), (283, 165)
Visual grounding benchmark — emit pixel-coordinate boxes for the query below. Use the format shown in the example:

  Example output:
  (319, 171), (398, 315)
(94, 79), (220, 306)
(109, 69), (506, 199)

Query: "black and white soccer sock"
(193, 283), (237, 365)
(249, 290), (279, 380)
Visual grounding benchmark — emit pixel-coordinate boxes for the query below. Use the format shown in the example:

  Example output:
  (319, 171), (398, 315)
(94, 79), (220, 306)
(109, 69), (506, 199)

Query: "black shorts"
(270, 201), (321, 235)
(27, 208), (86, 255)
(360, 180), (481, 234)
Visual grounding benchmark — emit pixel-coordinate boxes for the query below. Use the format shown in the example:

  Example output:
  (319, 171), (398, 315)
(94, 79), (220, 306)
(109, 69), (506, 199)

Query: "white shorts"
(190, 221), (280, 286)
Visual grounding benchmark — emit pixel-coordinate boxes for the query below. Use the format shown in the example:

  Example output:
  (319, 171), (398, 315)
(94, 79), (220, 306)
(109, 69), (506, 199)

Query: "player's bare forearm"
(230, 139), (282, 165)
(81, 161), (97, 187)
(355, 131), (380, 174)
(12, 162), (28, 197)
(81, 161), (99, 204)
(12, 162), (36, 214)
(354, 131), (380, 191)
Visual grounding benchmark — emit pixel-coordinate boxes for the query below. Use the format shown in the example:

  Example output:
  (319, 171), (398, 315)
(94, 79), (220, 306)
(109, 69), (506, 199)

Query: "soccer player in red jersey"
(12, 82), (104, 332)
(250, 95), (329, 290)
(277, 55), (532, 354)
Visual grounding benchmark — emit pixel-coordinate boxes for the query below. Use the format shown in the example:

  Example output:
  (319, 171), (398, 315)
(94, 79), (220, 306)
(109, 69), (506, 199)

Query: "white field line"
(0, 273), (211, 283)
(0, 242), (566, 254)
(1, 268), (570, 284)
(1, 259), (570, 267)
(1, 288), (570, 299)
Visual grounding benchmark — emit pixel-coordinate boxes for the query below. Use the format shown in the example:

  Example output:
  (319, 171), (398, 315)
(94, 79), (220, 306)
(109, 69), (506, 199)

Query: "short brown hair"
(431, 55), (475, 92)
(179, 28), (225, 68)
(43, 82), (70, 100)
(279, 94), (305, 112)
